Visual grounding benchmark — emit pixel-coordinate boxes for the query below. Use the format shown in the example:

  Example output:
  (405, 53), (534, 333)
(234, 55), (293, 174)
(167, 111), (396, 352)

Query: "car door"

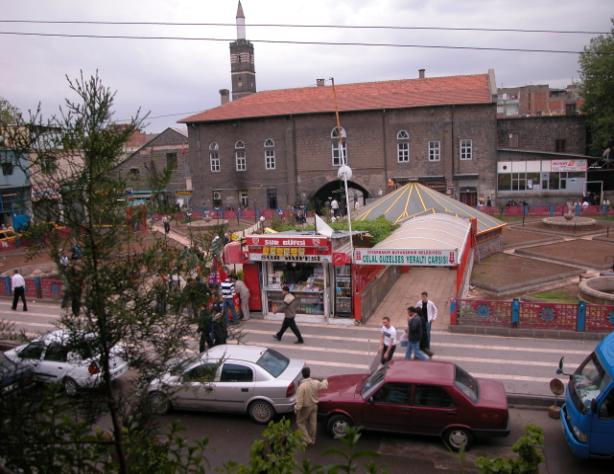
(590, 387), (614, 456)
(410, 384), (459, 435)
(362, 382), (414, 432)
(214, 362), (255, 412)
(173, 363), (219, 411)
(37, 343), (71, 383)
(16, 341), (45, 378)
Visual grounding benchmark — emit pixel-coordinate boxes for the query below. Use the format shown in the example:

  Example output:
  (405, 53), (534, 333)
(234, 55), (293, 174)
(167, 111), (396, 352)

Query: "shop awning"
(353, 214), (471, 267)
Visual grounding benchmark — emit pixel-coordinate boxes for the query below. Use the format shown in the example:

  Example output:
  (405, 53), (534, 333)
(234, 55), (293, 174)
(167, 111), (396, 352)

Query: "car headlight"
(571, 424), (588, 443)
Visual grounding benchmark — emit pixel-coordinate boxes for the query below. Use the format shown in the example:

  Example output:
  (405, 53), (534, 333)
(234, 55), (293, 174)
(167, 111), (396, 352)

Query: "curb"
(507, 393), (555, 408)
(449, 324), (607, 341)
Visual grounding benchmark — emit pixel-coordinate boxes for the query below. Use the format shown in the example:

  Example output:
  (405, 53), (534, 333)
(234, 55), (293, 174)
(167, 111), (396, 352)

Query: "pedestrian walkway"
(365, 268), (455, 330)
(2, 300), (594, 398)
(238, 319), (593, 398)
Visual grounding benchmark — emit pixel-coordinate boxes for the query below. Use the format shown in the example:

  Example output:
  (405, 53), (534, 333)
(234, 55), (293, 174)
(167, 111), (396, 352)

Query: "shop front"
(243, 233), (353, 319)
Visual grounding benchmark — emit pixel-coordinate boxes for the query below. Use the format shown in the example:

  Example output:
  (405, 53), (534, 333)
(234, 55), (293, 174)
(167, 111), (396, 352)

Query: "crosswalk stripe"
(306, 360), (368, 369)
(0, 310), (59, 319)
(262, 342), (583, 368)
(246, 329), (588, 355)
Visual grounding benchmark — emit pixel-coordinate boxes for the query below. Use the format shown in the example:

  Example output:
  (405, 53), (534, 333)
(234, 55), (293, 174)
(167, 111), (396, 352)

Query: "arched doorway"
(311, 180), (370, 215)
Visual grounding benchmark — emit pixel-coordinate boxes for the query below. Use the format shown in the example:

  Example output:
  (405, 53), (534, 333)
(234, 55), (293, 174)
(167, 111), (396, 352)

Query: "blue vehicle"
(558, 332), (614, 458)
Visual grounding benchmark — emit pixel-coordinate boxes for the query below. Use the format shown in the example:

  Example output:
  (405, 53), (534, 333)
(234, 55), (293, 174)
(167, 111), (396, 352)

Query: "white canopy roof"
(374, 213), (471, 251)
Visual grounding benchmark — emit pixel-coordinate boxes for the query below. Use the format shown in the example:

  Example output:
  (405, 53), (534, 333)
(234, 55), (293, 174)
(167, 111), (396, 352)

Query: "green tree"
(0, 96), (20, 124)
(580, 19), (614, 154)
(0, 72), (208, 473)
(475, 424), (544, 474)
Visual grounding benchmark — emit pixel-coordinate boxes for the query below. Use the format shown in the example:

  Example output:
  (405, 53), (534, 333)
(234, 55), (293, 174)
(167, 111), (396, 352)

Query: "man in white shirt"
(379, 316), (397, 365)
(330, 198), (339, 217)
(416, 291), (437, 356)
(11, 269), (27, 311)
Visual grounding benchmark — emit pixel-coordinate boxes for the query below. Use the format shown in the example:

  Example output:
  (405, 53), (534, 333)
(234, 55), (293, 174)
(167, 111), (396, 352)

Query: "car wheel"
(248, 400), (275, 424)
(63, 377), (79, 396)
(327, 414), (353, 439)
(443, 427), (473, 451)
(148, 391), (171, 415)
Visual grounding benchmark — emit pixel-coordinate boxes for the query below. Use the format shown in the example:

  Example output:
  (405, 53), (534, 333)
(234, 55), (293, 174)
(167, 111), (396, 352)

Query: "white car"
(4, 330), (128, 395)
(147, 344), (305, 424)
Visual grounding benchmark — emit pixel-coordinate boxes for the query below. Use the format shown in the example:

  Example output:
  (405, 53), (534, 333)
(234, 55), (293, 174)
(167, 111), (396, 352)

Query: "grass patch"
(526, 288), (579, 304)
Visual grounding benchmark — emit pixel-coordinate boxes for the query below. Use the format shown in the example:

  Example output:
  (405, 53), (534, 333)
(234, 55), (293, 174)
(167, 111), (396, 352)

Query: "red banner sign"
(245, 235), (332, 263)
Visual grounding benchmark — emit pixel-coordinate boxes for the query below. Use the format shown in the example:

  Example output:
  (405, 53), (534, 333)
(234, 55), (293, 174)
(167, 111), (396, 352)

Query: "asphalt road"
(158, 407), (613, 474)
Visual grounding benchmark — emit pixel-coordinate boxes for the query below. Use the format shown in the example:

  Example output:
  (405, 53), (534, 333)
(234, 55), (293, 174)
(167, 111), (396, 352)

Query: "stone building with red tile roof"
(182, 70), (499, 211)
(180, 2), (499, 212)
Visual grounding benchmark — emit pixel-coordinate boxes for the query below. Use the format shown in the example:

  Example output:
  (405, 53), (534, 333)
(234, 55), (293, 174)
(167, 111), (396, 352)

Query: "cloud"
(0, 0), (610, 131)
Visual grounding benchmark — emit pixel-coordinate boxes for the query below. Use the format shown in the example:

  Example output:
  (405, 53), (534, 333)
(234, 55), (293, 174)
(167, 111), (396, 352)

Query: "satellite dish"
(550, 378), (565, 396)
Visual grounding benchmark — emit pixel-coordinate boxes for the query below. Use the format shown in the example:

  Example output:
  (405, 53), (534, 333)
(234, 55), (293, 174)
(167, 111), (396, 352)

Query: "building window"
(1, 162), (14, 176)
(166, 152), (177, 170)
(264, 138), (276, 170)
(128, 167), (140, 179)
(331, 127), (347, 167)
(460, 139), (473, 160)
(239, 190), (249, 207)
(267, 188), (278, 209)
(428, 141), (441, 161)
(235, 140), (247, 172)
(555, 139), (566, 152)
(397, 130), (409, 163)
(212, 191), (222, 207)
(209, 142), (220, 173)
(508, 133), (519, 148)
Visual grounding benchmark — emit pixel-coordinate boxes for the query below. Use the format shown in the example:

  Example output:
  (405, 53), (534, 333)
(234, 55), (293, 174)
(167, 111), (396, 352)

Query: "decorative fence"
(452, 299), (614, 333)
(2, 276), (63, 300)
(480, 204), (611, 218)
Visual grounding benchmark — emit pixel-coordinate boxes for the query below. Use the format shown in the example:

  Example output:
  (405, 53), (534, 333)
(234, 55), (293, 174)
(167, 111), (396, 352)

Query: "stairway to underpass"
(365, 268), (457, 330)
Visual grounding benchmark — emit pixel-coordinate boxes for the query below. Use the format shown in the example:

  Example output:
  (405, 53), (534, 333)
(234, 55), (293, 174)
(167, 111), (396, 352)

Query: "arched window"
(209, 142), (220, 172)
(264, 138), (276, 170)
(331, 127), (347, 167)
(397, 130), (409, 163)
(235, 140), (247, 172)
(128, 167), (140, 179)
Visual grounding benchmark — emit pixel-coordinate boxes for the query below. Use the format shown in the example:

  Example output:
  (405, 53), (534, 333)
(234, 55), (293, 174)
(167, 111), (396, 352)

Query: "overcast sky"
(1, 0), (611, 132)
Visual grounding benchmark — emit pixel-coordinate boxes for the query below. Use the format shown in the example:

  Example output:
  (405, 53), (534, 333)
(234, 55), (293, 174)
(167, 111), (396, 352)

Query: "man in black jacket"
(404, 307), (429, 361)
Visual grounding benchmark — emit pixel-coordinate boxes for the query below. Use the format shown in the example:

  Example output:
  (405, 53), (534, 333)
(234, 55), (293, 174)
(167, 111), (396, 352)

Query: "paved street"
(162, 407), (613, 473)
(1, 299), (599, 398)
(2, 298), (613, 472)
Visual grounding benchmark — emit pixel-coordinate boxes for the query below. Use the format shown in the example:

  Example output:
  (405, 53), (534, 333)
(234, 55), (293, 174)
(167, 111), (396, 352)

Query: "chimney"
(316, 78), (326, 87)
(219, 89), (230, 105)
(418, 69), (425, 79)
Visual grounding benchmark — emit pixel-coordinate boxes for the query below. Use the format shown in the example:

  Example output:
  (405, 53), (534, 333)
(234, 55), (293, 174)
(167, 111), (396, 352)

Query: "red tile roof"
(181, 73), (492, 124)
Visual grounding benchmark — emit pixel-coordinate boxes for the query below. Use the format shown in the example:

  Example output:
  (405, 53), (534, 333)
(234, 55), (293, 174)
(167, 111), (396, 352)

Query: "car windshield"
(256, 349), (290, 377)
(0, 352), (16, 376)
(170, 356), (201, 376)
(454, 365), (479, 403)
(361, 365), (387, 398)
(570, 353), (611, 415)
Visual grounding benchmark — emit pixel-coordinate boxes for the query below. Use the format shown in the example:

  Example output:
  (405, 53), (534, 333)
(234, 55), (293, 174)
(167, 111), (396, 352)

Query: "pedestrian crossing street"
(242, 320), (594, 398)
(0, 301), (597, 397)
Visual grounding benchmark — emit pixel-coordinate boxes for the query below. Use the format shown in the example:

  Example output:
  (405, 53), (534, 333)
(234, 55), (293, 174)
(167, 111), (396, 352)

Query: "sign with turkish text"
(353, 248), (458, 267)
(551, 160), (587, 172)
(245, 235), (332, 263)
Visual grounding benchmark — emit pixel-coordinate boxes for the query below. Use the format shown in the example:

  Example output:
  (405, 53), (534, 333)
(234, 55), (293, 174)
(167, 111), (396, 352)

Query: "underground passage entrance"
(311, 180), (370, 215)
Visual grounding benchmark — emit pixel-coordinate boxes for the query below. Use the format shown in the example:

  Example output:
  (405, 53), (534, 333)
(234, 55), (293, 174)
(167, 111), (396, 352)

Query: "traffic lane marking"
(245, 329), (589, 355)
(255, 341), (583, 368)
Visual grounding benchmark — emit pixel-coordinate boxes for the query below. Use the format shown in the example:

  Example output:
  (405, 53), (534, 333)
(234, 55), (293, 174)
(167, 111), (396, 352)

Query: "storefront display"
(243, 232), (355, 320)
(334, 265), (352, 316)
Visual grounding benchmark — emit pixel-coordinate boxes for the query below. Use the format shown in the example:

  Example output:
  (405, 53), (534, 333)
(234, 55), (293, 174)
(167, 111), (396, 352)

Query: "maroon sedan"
(318, 360), (509, 450)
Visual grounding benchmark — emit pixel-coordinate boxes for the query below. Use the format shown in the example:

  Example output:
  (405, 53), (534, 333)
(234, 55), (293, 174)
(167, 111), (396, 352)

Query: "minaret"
(230, 1), (256, 101)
